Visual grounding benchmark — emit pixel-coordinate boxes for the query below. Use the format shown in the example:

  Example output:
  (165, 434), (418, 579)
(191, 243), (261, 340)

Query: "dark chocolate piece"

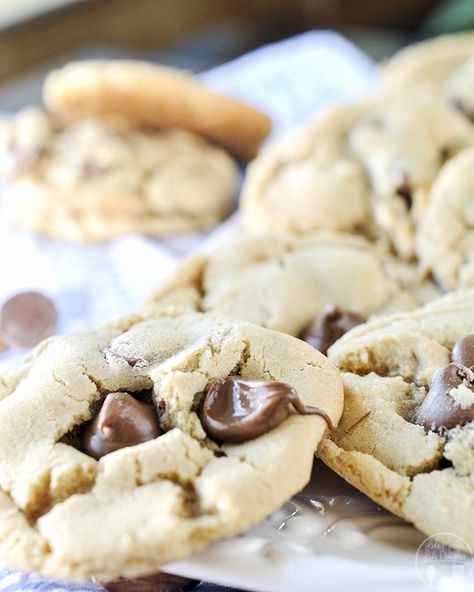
(452, 335), (474, 369)
(390, 170), (413, 209)
(82, 392), (160, 459)
(199, 376), (333, 443)
(0, 290), (57, 348)
(415, 363), (474, 431)
(302, 304), (365, 355)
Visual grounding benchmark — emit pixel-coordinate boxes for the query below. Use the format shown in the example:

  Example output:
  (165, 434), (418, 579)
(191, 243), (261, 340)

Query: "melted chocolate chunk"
(415, 363), (474, 431)
(82, 392), (160, 459)
(199, 376), (333, 443)
(390, 170), (413, 209)
(302, 304), (365, 355)
(451, 98), (474, 124)
(452, 335), (474, 369)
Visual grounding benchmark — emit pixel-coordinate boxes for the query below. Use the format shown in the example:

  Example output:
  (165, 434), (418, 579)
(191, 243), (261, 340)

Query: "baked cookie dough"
(0, 108), (238, 241)
(417, 148), (474, 290)
(348, 84), (474, 260)
(382, 32), (474, 116)
(241, 104), (372, 236)
(43, 60), (272, 161)
(0, 312), (343, 581)
(144, 231), (438, 339)
(320, 289), (474, 549)
(242, 34), (474, 260)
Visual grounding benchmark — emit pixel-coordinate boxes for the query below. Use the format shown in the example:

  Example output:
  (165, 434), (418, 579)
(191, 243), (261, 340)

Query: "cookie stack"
(0, 33), (474, 587)
(0, 61), (271, 240)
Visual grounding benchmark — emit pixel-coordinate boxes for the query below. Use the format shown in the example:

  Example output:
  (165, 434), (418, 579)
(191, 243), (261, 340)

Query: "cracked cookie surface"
(241, 104), (372, 237)
(417, 148), (474, 290)
(0, 108), (238, 241)
(0, 312), (343, 581)
(241, 34), (474, 260)
(144, 232), (439, 337)
(348, 84), (474, 260)
(320, 289), (474, 548)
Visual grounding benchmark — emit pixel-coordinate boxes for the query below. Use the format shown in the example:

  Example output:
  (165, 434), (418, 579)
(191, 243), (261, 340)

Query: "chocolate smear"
(199, 376), (333, 443)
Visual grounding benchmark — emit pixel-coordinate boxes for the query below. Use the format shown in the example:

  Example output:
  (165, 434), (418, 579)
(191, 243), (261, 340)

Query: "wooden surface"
(0, 0), (439, 86)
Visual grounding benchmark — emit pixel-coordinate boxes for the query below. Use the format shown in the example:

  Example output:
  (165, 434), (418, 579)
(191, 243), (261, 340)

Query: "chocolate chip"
(80, 161), (111, 178)
(439, 146), (453, 164)
(415, 363), (474, 431)
(98, 572), (196, 592)
(451, 98), (474, 124)
(124, 357), (141, 367)
(199, 376), (334, 443)
(390, 170), (413, 209)
(302, 304), (365, 355)
(82, 392), (161, 459)
(452, 335), (474, 369)
(0, 291), (57, 347)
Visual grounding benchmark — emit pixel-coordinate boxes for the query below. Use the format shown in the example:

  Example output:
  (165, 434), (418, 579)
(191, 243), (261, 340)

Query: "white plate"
(165, 461), (474, 592)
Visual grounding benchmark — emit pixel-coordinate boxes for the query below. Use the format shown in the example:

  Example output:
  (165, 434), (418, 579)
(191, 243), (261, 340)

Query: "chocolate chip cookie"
(0, 312), (343, 581)
(144, 231), (439, 345)
(241, 34), (474, 260)
(417, 147), (474, 290)
(241, 104), (372, 237)
(382, 32), (474, 119)
(348, 84), (474, 260)
(43, 60), (272, 160)
(0, 108), (238, 241)
(320, 289), (474, 549)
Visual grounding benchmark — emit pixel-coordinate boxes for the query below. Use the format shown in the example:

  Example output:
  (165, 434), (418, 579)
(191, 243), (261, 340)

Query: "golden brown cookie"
(0, 108), (238, 241)
(144, 231), (440, 342)
(0, 312), (343, 581)
(241, 33), (474, 260)
(43, 60), (272, 160)
(321, 289), (474, 550)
